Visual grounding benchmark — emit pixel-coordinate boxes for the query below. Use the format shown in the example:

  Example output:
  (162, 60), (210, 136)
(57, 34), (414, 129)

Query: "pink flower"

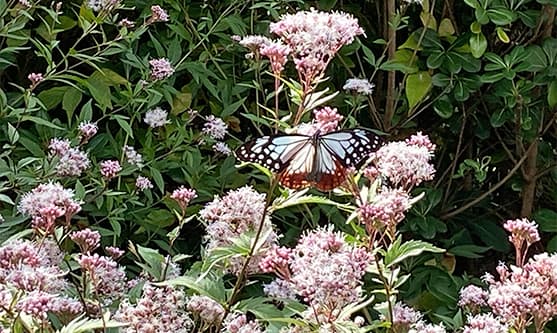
(358, 188), (411, 229)
(70, 228), (101, 253)
(48, 138), (71, 156)
(463, 313), (507, 333)
(367, 134), (436, 189)
(55, 148), (91, 177)
(458, 285), (488, 312)
(105, 246), (124, 259)
(78, 121), (98, 142)
(135, 176), (153, 191)
(78, 253), (126, 301)
(391, 302), (423, 332)
(18, 182), (82, 231)
(313, 106), (343, 133)
(148, 5), (169, 23)
(149, 58), (174, 81)
(259, 40), (291, 74)
(187, 295), (225, 325)
(504, 218), (540, 248)
(171, 186), (197, 211)
(261, 226), (370, 324)
(343, 78), (374, 95)
(224, 313), (264, 333)
(123, 145), (142, 166)
(115, 284), (193, 332)
(200, 186), (277, 275)
(118, 18), (135, 28)
(144, 107), (170, 128)
(237, 35), (271, 53)
(270, 9), (364, 87)
(202, 115), (228, 140)
(212, 142), (231, 155)
(100, 160), (121, 179)
(28, 72), (43, 88)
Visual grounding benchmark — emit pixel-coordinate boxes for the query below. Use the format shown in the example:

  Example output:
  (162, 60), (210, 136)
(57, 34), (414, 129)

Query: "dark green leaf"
(533, 209), (557, 232)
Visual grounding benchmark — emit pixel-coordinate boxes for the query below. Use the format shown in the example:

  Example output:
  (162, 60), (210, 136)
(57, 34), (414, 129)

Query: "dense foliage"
(0, 0), (556, 332)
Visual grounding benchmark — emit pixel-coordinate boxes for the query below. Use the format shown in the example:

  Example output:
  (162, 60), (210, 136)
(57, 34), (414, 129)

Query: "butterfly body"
(236, 128), (382, 191)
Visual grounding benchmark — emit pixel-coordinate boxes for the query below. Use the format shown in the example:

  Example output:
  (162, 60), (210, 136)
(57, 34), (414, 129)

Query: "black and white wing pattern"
(235, 128), (383, 191)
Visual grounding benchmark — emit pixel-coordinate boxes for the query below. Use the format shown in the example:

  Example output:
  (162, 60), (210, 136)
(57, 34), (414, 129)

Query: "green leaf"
(7, 122), (19, 144)
(547, 235), (557, 253)
(496, 27), (510, 43)
(136, 245), (165, 280)
(434, 96), (454, 118)
(20, 115), (64, 130)
(487, 8), (516, 25)
(548, 80), (557, 108)
(406, 71), (432, 109)
(85, 73), (111, 110)
(448, 244), (490, 258)
(490, 108), (509, 127)
(383, 237), (445, 268)
(38, 86), (67, 110)
(112, 115), (133, 139)
(62, 86), (83, 121)
(361, 44), (376, 66)
(149, 166), (164, 193)
(533, 209), (557, 232)
(470, 33), (487, 58)
(438, 18), (455, 37)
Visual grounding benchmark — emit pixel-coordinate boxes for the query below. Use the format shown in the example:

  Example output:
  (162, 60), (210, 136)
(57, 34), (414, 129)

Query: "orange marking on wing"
(278, 171), (312, 190)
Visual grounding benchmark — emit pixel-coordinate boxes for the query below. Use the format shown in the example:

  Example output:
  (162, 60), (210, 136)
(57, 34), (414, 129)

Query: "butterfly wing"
(236, 128), (383, 191)
(235, 135), (311, 172)
(305, 129), (383, 191)
(319, 128), (383, 168)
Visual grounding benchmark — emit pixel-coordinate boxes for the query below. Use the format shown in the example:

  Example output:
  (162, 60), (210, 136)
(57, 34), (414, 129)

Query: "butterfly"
(235, 128), (383, 191)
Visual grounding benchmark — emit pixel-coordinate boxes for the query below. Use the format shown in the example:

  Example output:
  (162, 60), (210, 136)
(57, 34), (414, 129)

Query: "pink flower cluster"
(115, 284), (193, 332)
(49, 138), (91, 177)
(28, 72), (43, 88)
(259, 40), (291, 74)
(186, 295), (225, 327)
(260, 226), (370, 324)
(458, 284), (488, 312)
(343, 78), (374, 95)
(171, 186), (197, 212)
(70, 228), (101, 253)
(0, 239), (82, 321)
(462, 313), (507, 333)
(144, 107), (170, 128)
(202, 115), (228, 140)
(123, 145), (143, 166)
(270, 9), (364, 87)
(358, 188), (411, 229)
(135, 176), (153, 191)
(18, 182), (82, 232)
(296, 106), (343, 135)
(200, 186), (278, 275)
(149, 58), (174, 81)
(366, 132), (436, 190)
(100, 160), (121, 179)
(224, 313), (265, 333)
(483, 253), (557, 330)
(504, 218), (540, 254)
(77, 253), (126, 302)
(78, 121), (98, 143)
(148, 5), (169, 23)
(389, 302), (423, 332)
